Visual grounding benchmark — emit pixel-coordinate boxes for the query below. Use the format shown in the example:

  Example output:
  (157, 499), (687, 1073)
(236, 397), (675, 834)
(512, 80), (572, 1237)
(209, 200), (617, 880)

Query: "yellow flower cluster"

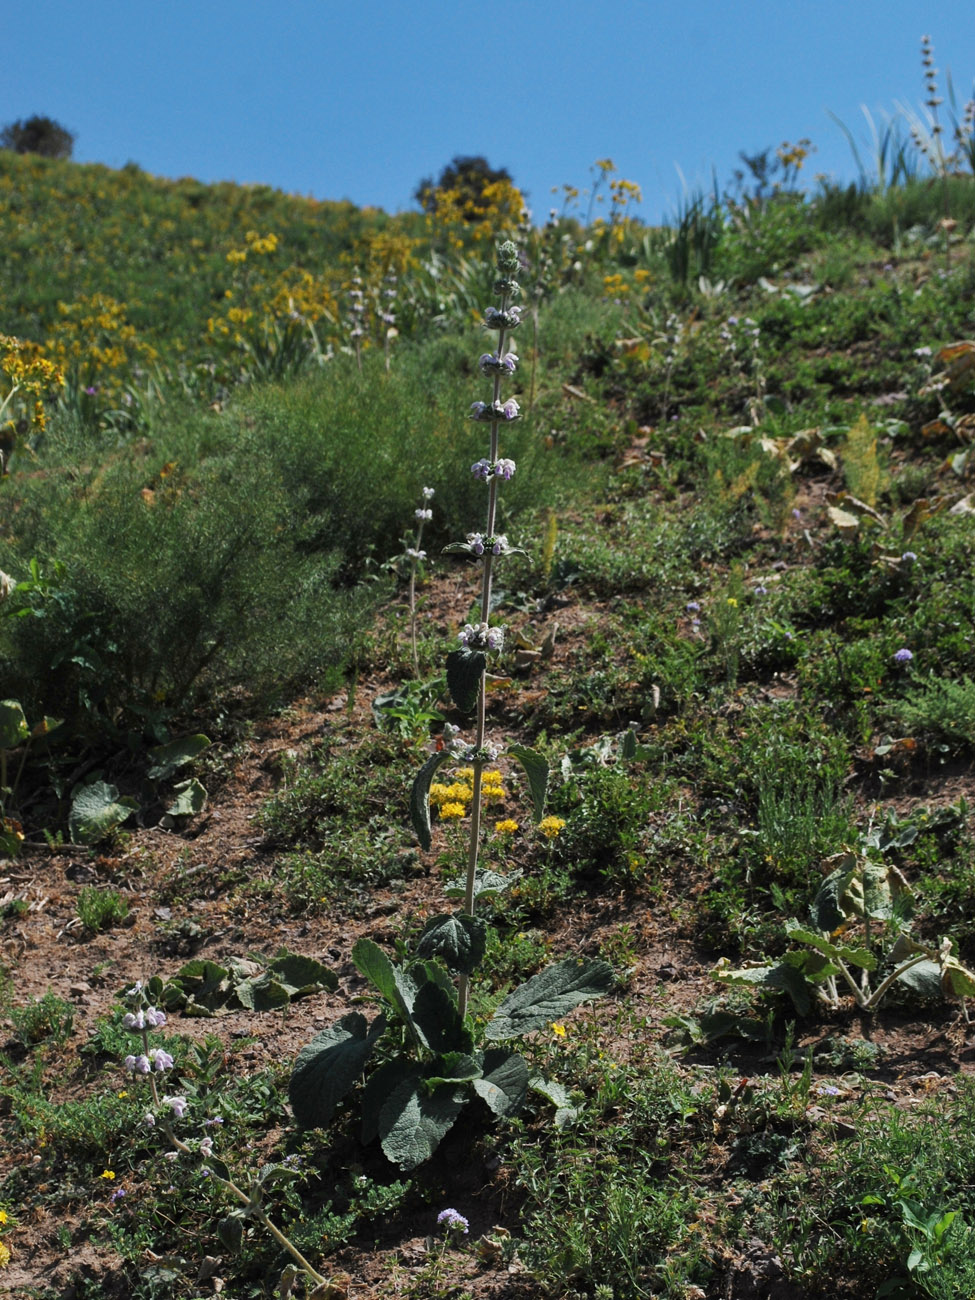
(46, 294), (155, 399)
(0, 1239), (9, 1268)
(603, 273), (629, 297)
(538, 816), (566, 840)
(425, 179), (526, 248)
(429, 769), (507, 820)
(0, 334), (64, 437)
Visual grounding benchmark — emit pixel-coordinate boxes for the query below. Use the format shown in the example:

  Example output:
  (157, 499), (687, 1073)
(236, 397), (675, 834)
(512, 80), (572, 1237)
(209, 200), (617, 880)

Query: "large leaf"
(410, 750), (451, 851)
(147, 734), (211, 780)
(378, 1070), (467, 1169)
(411, 979), (474, 1055)
(289, 1012), (385, 1129)
(0, 699), (29, 750)
(415, 913), (486, 975)
(895, 959), (944, 1000)
(69, 780), (138, 845)
(361, 1058), (409, 1145)
(352, 938), (417, 1027)
(474, 1049), (528, 1117)
(444, 868), (522, 903)
(445, 647), (485, 714)
(485, 957), (614, 1041)
(507, 744), (549, 823)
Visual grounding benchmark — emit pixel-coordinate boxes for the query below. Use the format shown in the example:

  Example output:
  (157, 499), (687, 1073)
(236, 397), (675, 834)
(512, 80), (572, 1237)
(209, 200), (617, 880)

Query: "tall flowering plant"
(287, 242), (611, 1171)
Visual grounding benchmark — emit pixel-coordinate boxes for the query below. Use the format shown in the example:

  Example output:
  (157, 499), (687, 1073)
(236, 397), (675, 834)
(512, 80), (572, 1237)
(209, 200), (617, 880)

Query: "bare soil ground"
(3, 566), (975, 1299)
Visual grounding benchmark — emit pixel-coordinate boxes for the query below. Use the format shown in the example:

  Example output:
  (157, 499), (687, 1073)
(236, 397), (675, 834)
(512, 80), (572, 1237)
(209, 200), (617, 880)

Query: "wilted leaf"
(166, 777), (207, 818)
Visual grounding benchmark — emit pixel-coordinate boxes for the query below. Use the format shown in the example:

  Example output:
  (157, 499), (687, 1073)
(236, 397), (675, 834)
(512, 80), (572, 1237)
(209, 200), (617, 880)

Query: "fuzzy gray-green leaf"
(415, 913), (486, 975)
(410, 750), (451, 851)
(474, 1049), (528, 1116)
(484, 957), (613, 1041)
(289, 1012), (385, 1130)
(507, 744), (548, 823)
(446, 647), (485, 714)
(378, 1071), (466, 1169)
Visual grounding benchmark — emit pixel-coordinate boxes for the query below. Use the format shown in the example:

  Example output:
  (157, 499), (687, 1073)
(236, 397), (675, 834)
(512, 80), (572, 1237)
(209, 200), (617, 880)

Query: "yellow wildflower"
(100, 1169), (116, 1180)
(726, 597), (738, 607)
(0, 1240), (9, 1268)
(551, 1022), (567, 1038)
(495, 820), (519, 835)
(439, 802), (466, 820)
(539, 816), (566, 840)
(0, 1210), (7, 1224)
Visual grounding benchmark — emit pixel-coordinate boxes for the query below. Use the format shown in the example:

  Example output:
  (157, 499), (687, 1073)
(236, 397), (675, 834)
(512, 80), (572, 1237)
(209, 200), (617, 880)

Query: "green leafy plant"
(76, 886), (130, 933)
(290, 244), (612, 1169)
(716, 850), (975, 1014)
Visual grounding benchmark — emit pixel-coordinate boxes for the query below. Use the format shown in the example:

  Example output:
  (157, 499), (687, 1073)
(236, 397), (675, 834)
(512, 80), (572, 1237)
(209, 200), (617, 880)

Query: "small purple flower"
(817, 1085), (841, 1097)
(199, 1136), (214, 1157)
(478, 351), (519, 376)
(85, 385), (99, 396)
(110, 1187), (126, 1202)
(914, 346), (932, 358)
(484, 305), (523, 329)
(901, 551), (917, 563)
(726, 316), (739, 327)
(466, 532), (485, 556)
(406, 547), (426, 560)
(422, 485), (435, 499)
(125, 1053), (151, 1075)
(471, 458), (493, 481)
(491, 534), (509, 555)
(163, 1095), (188, 1118)
(415, 508), (433, 521)
(754, 585), (767, 596)
(150, 1048), (174, 1072)
(494, 458), (516, 480)
(145, 1007), (166, 1028)
(123, 1011), (145, 1031)
(143, 1110), (156, 1128)
(893, 648), (913, 664)
(792, 508), (802, 520)
(437, 1208), (470, 1234)
(501, 398), (520, 420)
(470, 401), (490, 420)
(686, 601), (700, 613)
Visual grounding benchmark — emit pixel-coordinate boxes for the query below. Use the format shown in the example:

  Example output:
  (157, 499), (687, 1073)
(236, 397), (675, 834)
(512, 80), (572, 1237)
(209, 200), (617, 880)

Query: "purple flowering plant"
(287, 243), (612, 1170)
(116, 979), (334, 1293)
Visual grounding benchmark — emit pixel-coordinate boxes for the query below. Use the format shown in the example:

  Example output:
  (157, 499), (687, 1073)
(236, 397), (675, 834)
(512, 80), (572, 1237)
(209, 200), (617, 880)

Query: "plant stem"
(457, 300), (508, 1020)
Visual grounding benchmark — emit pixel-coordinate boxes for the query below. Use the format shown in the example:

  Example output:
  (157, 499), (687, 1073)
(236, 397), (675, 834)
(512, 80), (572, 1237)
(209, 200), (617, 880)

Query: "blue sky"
(8, 2), (975, 222)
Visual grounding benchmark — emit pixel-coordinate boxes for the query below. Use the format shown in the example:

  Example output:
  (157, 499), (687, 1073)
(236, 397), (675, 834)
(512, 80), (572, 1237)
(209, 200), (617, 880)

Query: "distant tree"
(0, 115), (75, 159)
(414, 155), (513, 218)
